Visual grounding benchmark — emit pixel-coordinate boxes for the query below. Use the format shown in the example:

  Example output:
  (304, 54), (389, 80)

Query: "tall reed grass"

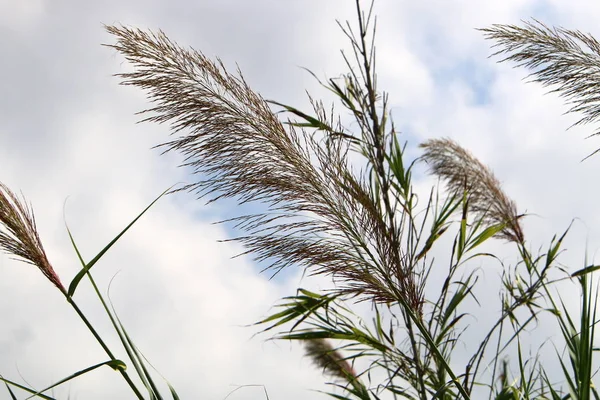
(1, 1), (599, 398)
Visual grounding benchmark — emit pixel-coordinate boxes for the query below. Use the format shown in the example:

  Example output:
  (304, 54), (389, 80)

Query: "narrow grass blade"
(465, 223), (506, 253)
(3, 380), (17, 400)
(267, 100), (335, 132)
(0, 376), (55, 399)
(167, 382), (180, 400)
(65, 222), (86, 268)
(110, 298), (164, 400)
(24, 360), (126, 400)
(68, 187), (170, 298)
(571, 265), (600, 278)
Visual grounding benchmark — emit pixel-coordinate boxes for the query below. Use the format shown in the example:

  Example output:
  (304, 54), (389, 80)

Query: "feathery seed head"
(0, 183), (66, 294)
(304, 339), (358, 383)
(420, 138), (524, 243)
(106, 25), (416, 307)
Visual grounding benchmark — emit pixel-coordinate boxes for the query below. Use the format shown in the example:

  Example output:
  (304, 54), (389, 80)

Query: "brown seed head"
(304, 339), (358, 383)
(0, 183), (66, 294)
(420, 138), (524, 243)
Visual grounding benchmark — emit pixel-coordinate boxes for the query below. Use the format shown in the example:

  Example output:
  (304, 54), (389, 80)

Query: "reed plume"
(481, 20), (600, 157)
(420, 138), (523, 243)
(304, 339), (359, 385)
(105, 25), (421, 309)
(0, 183), (65, 294)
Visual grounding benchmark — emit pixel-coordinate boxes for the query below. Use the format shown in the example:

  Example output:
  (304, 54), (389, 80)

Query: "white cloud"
(0, 0), (44, 33)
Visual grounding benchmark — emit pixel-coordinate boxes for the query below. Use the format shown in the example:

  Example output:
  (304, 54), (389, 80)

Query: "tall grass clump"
(1, 1), (600, 398)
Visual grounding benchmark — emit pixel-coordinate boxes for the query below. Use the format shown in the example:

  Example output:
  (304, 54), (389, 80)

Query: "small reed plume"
(420, 138), (523, 243)
(304, 339), (359, 385)
(0, 183), (66, 294)
(481, 20), (600, 158)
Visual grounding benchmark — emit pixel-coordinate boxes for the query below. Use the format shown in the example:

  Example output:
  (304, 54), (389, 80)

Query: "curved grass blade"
(108, 295), (164, 400)
(0, 375), (55, 400)
(67, 187), (171, 298)
(571, 265), (600, 278)
(1, 376), (22, 400)
(465, 223), (506, 254)
(23, 360), (126, 400)
(167, 382), (181, 400)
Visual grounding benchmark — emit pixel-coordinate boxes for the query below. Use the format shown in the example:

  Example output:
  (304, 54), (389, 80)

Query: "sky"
(1, 0), (600, 399)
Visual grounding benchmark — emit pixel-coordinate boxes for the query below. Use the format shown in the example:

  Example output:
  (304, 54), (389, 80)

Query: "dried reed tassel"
(304, 339), (358, 384)
(420, 138), (524, 243)
(0, 183), (66, 294)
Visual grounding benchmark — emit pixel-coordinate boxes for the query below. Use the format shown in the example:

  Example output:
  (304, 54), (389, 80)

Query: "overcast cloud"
(1, 0), (600, 399)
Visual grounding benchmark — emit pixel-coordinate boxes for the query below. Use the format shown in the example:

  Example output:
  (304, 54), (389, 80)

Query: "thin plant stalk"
(67, 291), (145, 399)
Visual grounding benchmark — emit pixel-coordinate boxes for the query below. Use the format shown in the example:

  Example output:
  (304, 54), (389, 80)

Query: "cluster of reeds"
(0, 185), (173, 399)
(2, 0), (600, 399)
